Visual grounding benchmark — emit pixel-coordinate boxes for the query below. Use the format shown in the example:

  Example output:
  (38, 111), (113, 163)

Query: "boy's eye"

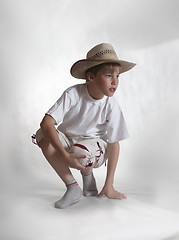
(106, 74), (120, 78)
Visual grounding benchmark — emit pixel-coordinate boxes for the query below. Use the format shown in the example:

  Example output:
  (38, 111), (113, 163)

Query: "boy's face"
(87, 65), (120, 99)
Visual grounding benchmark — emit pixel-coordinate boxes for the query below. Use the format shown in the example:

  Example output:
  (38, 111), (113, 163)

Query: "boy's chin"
(106, 92), (115, 97)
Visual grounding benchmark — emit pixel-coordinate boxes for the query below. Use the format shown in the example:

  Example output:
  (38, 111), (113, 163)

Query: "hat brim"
(70, 59), (136, 79)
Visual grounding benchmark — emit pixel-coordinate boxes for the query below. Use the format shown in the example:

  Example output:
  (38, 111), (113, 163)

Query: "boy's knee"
(70, 139), (106, 167)
(70, 143), (94, 167)
(38, 138), (49, 149)
(35, 128), (49, 148)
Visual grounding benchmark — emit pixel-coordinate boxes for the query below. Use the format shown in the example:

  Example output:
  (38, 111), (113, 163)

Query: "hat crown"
(86, 43), (118, 60)
(70, 43), (136, 79)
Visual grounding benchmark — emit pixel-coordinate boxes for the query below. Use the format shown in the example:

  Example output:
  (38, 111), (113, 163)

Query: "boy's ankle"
(81, 171), (98, 197)
(81, 168), (93, 176)
(81, 171), (92, 176)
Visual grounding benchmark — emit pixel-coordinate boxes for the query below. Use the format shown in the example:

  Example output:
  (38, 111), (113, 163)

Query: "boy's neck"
(87, 83), (105, 100)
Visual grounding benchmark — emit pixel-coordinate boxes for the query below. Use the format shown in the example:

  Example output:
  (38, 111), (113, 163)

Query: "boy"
(33, 43), (136, 209)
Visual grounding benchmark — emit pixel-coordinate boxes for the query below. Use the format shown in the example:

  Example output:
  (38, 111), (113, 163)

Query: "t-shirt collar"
(85, 84), (107, 104)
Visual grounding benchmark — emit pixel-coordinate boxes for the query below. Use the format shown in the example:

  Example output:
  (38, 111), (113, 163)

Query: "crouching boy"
(33, 43), (136, 209)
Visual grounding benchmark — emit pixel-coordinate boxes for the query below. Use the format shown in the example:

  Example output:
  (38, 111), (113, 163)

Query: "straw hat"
(70, 43), (136, 79)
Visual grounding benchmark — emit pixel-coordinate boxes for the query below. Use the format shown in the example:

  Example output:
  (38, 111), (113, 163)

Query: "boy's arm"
(40, 114), (86, 170)
(98, 142), (127, 199)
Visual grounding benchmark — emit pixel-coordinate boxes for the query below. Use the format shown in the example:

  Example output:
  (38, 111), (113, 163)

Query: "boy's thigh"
(35, 128), (71, 152)
(70, 138), (107, 168)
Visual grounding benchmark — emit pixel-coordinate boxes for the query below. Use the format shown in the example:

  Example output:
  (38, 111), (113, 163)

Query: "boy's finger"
(97, 194), (102, 198)
(74, 154), (86, 160)
(78, 155), (86, 159)
(75, 161), (86, 170)
(97, 192), (104, 198)
(78, 166), (86, 170)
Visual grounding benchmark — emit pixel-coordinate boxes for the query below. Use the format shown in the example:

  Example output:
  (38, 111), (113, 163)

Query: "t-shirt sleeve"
(106, 102), (129, 143)
(46, 88), (76, 125)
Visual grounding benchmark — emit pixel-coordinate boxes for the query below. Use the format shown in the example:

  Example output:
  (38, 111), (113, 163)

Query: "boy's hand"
(98, 185), (127, 200)
(65, 152), (87, 171)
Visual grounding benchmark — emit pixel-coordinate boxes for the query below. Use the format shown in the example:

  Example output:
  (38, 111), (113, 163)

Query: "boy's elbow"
(107, 142), (120, 151)
(40, 115), (55, 129)
(40, 120), (45, 129)
(107, 142), (119, 147)
(40, 120), (47, 131)
(40, 117), (46, 129)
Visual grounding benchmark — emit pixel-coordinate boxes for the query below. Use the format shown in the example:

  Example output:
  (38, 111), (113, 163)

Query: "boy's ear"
(86, 72), (95, 83)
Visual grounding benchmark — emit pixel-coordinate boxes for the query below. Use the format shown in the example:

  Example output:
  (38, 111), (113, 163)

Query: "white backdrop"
(1, 0), (179, 239)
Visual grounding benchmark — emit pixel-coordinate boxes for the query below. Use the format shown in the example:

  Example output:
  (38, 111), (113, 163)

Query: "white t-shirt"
(46, 84), (129, 143)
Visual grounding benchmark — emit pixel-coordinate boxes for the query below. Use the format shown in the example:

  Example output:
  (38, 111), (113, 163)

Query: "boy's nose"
(112, 80), (116, 85)
(111, 77), (118, 85)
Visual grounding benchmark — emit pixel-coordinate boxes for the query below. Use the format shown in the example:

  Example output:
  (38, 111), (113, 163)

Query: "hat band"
(88, 49), (116, 59)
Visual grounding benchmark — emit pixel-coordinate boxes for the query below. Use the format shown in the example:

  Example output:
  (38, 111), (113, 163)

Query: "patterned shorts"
(33, 128), (107, 168)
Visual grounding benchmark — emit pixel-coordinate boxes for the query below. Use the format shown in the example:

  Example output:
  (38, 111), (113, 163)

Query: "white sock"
(81, 171), (98, 197)
(55, 181), (82, 209)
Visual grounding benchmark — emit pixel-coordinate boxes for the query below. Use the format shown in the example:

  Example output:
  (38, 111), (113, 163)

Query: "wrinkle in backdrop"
(1, 0), (179, 209)
(1, 0), (179, 239)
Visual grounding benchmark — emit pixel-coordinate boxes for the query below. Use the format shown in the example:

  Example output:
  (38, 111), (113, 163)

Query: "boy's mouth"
(109, 88), (116, 93)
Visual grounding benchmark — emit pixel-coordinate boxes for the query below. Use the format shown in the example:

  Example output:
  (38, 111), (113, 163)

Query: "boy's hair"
(85, 62), (121, 79)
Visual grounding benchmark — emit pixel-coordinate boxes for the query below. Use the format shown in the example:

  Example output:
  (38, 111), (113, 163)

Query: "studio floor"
(1, 1), (179, 239)
(1, 174), (179, 240)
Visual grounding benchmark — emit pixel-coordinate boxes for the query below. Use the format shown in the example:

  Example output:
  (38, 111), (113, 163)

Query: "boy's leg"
(70, 138), (107, 196)
(37, 130), (82, 208)
(38, 138), (74, 183)
(81, 169), (98, 196)
(54, 180), (82, 209)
